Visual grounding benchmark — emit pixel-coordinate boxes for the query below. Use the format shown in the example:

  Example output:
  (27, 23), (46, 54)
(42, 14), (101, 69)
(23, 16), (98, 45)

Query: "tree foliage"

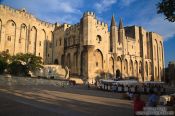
(10, 53), (43, 75)
(0, 51), (11, 74)
(8, 60), (27, 75)
(0, 59), (6, 74)
(0, 51), (43, 76)
(157, 0), (175, 22)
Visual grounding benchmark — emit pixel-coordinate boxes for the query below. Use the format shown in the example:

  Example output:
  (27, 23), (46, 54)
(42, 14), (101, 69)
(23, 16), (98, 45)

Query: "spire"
(119, 18), (124, 29)
(111, 14), (116, 27)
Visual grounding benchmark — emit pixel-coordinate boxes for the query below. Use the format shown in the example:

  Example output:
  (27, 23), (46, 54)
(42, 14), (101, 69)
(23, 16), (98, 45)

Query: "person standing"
(133, 94), (145, 116)
(148, 90), (159, 107)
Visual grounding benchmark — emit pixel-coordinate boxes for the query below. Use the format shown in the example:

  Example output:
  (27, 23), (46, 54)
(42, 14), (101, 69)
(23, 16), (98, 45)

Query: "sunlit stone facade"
(0, 5), (165, 82)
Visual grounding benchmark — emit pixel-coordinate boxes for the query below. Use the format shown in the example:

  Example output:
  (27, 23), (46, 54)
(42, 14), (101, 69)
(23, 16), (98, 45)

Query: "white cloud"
(129, 15), (175, 41)
(120, 0), (137, 6)
(94, 0), (117, 13)
(125, 1), (175, 41)
(56, 15), (80, 24)
(145, 16), (175, 40)
(2, 0), (83, 23)
(39, 0), (82, 14)
(58, 2), (81, 14)
(3, 0), (83, 13)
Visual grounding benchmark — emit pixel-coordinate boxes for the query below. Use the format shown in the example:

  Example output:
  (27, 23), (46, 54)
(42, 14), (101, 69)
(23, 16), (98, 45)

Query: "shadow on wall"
(95, 69), (114, 82)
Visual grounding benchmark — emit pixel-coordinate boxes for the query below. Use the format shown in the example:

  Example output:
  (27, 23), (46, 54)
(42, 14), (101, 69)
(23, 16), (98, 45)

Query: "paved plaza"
(0, 79), (133, 116)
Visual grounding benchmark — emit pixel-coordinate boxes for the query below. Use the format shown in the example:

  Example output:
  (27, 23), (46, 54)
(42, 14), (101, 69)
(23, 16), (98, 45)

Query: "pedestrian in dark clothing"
(133, 94), (145, 116)
(148, 90), (159, 107)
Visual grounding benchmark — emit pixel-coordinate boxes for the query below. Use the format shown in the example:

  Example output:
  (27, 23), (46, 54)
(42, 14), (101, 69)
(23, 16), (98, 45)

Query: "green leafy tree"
(157, 0), (175, 22)
(0, 59), (6, 74)
(8, 60), (27, 75)
(10, 53), (43, 75)
(0, 51), (11, 74)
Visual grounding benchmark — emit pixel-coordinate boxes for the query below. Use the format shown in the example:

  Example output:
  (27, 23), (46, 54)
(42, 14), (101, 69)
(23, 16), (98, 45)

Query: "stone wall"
(0, 5), (55, 64)
(0, 5), (165, 83)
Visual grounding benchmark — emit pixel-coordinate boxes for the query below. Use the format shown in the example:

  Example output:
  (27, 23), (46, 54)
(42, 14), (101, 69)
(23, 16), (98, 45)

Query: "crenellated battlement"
(66, 23), (80, 31)
(54, 23), (75, 31)
(0, 4), (54, 28)
(36, 19), (55, 28)
(83, 11), (96, 18)
(96, 20), (108, 28)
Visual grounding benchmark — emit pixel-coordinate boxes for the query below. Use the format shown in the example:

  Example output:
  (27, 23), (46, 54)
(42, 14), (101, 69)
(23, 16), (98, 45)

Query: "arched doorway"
(117, 56), (122, 74)
(94, 49), (103, 71)
(37, 29), (46, 58)
(109, 57), (114, 74)
(81, 50), (87, 76)
(19, 23), (27, 53)
(54, 59), (58, 64)
(5, 20), (16, 55)
(124, 59), (128, 76)
(116, 69), (121, 78)
(29, 26), (37, 54)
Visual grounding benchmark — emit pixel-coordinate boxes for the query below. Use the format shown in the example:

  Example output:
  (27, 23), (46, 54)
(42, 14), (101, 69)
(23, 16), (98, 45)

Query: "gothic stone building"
(0, 5), (165, 82)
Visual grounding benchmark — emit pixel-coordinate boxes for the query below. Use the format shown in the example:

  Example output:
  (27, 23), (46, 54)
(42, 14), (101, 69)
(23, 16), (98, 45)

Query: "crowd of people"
(96, 79), (175, 115)
(98, 81), (166, 95)
(133, 91), (159, 115)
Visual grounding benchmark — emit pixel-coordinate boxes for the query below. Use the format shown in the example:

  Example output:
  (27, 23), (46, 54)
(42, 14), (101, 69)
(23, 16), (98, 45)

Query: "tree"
(157, 0), (175, 22)
(0, 59), (6, 74)
(0, 51), (43, 76)
(0, 51), (11, 74)
(8, 60), (27, 75)
(10, 53), (43, 75)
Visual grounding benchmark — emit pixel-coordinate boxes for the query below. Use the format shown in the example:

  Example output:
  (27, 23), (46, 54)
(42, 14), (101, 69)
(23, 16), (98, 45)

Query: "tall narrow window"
(19, 39), (21, 43)
(7, 36), (11, 41)
(39, 41), (41, 46)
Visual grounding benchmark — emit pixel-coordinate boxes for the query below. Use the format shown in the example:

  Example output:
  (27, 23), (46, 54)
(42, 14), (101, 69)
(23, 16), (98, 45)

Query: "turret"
(80, 11), (96, 45)
(118, 18), (125, 44)
(119, 18), (124, 29)
(110, 15), (118, 52)
(118, 18), (126, 54)
(111, 15), (116, 26)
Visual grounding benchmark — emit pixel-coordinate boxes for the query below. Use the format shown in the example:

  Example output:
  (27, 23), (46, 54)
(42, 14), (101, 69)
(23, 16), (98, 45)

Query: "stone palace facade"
(0, 5), (165, 82)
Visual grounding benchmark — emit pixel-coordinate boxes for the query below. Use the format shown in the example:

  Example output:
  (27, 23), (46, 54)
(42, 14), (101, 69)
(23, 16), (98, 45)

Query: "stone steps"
(69, 75), (84, 84)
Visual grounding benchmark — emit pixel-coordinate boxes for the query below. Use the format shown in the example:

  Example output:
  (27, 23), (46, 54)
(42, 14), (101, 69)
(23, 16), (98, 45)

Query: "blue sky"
(0, 0), (175, 67)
